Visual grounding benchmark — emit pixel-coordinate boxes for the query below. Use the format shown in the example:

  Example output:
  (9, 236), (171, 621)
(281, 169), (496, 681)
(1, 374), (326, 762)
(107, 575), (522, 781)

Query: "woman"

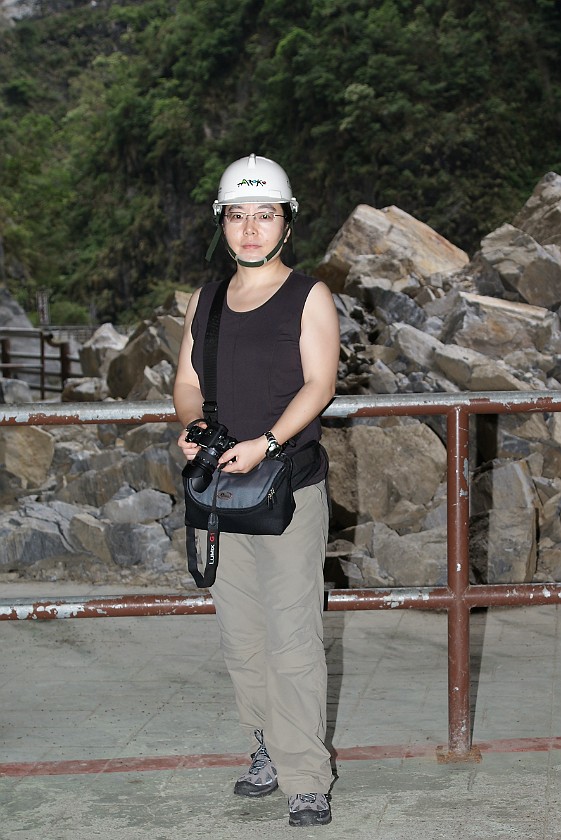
(174, 153), (340, 828)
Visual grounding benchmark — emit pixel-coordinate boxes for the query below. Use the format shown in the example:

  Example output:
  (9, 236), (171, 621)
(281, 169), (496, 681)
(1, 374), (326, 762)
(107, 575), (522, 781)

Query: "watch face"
(266, 439), (282, 458)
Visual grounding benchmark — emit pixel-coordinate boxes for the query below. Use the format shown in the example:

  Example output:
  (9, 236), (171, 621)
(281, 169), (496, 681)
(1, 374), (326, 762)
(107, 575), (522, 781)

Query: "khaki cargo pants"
(209, 481), (333, 795)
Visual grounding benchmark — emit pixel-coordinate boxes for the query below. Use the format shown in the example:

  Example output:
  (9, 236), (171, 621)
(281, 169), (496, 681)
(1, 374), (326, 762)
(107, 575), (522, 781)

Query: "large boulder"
(0, 426), (55, 487)
(106, 323), (175, 398)
(316, 204), (469, 293)
(332, 521), (447, 588)
(0, 377), (33, 403)
(469, 459), (538, 583)
(432, 343), (533, 391)
(513, 171), (561, 248)
(101, 487), (173, 524)
(62, 377), (111, 402)
(322, 421), (447, 528)
(79, 323), (128, 378)
(441, 292), (561, 358)
(103, 306), (183, 400)
(480, 223), (561, 308)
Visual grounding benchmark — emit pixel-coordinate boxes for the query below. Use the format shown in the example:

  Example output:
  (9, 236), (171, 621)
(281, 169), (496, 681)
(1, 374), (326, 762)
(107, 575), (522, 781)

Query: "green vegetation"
(1, 0), (560, 323)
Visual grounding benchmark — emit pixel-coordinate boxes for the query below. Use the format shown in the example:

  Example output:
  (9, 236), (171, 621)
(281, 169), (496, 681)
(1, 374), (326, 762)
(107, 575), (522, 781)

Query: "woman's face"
(222, 202), (287, 263)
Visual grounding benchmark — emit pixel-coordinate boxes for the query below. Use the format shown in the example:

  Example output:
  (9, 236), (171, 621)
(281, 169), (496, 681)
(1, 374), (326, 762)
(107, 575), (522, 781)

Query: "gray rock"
(0, 377), (33, 403)
(469, 460), (538, 584)
(513, 171), (561, 248)
(110, 444), (182, 497)
(367, 287), (427, 330)
(367, 359), (398, 394)
(334, 294), (379, 345)
(441, 291), (561, 359)
(0, 513), (72, 568)
(79, 322), (128, 377)
(127, 361), (174, 400)
(106, 324), (174, 399)
(62, 377), (110, 402)
(481, 223), (561, 308)
(69, 512), (113, 565)
(54, 455), (139, 507)
(370, 523), (448, 586)
(106, 522), (170, 567)
(316, 203), (468, 293)
(433, 343), (531, 391)
(0, 426), (55, 487)
(391, 323), (441, 370)
(123, 422), (181, 453)
(322, 421), (447, 528)
(536, 543), (561, 582)
(102, 488), (173, 523)
(338, 521), (447, 588)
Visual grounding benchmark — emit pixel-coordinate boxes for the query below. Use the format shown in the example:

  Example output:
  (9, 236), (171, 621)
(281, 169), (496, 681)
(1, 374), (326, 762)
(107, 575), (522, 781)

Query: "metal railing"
(0, 327), (82, 398)
(1, 392), (561, 762)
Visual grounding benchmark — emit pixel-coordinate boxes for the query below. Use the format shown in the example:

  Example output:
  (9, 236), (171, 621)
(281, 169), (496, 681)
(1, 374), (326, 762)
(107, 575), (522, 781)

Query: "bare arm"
(269, 281), (339, 443)
(173, 289), (205, 460)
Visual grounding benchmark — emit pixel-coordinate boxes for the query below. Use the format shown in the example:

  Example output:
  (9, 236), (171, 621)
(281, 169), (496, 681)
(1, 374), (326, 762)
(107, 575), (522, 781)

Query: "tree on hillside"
(0, 0), (560, 322)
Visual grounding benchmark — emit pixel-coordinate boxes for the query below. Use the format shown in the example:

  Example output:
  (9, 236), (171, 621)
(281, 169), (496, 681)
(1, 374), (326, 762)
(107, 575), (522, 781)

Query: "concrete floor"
(1, 583), (560, 839)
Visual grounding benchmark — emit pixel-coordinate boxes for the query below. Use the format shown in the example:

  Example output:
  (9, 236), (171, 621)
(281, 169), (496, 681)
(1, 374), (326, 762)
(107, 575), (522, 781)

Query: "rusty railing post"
(439, 405), (481, 762)
(1, 337), (11, 377)
(59, 341), (71, 390)
(40, 331), (46, 399)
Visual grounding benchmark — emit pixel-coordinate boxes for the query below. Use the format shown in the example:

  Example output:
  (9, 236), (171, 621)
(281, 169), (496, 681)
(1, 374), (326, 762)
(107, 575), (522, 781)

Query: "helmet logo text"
(237, 178), (267, 188)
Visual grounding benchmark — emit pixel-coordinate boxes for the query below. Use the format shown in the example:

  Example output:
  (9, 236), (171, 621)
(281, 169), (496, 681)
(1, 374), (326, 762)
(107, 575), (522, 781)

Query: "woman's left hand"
(218, 437), (267, 474)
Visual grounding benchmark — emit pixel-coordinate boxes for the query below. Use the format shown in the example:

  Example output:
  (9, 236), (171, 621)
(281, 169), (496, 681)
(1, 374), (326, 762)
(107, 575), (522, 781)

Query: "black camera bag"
(183, 455), (294, 535)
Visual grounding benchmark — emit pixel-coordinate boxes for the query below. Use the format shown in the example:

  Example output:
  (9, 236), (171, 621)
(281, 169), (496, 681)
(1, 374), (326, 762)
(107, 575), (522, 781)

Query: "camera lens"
(190, 466), (213, 492)
(187, 447), (220, 492)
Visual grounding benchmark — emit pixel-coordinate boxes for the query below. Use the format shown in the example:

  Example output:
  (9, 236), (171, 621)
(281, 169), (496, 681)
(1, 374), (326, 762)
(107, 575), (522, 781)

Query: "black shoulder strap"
(186, 279), (229, 589)
(202, 278), (230, 424)
(186, 520), (219, 588)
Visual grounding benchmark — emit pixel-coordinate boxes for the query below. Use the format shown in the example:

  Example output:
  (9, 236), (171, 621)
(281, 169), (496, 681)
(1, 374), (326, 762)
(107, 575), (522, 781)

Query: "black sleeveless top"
(191, 270), (328, 489)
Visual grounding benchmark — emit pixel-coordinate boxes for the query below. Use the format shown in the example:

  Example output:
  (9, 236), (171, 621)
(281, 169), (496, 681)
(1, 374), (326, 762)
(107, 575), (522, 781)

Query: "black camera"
(184, 422), (237, 491)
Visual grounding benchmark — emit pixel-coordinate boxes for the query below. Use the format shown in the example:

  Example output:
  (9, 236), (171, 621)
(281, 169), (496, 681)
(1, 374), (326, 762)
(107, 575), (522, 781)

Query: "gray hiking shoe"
(288, 793), (332, 827)
(234, 729), (278, 797)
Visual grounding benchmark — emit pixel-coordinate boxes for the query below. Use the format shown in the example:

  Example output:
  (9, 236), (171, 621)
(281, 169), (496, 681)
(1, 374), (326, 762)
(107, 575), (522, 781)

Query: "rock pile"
(321, 172), (561, 588)
(2, 172), (561, 589)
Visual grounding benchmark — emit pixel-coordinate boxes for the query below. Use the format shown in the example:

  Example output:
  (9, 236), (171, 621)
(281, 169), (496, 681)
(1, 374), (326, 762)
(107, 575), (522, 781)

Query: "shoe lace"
(248, 730), (272, 776)
(298, 794), (317, 804)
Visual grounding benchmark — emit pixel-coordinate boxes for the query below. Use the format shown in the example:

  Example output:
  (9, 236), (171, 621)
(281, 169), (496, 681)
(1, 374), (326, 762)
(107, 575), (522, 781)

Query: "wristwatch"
(264, 431), (283, 459)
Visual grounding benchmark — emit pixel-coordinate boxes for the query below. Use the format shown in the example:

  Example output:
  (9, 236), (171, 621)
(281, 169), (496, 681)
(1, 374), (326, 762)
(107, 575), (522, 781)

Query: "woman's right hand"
(177, 421), (206, 462)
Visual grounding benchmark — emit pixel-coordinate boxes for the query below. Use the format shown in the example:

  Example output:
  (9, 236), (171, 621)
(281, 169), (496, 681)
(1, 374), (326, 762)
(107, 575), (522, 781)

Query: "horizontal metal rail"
(3, 390), (561, 426)
(2, 392), (561, 763)
(1, 583), (559, 621)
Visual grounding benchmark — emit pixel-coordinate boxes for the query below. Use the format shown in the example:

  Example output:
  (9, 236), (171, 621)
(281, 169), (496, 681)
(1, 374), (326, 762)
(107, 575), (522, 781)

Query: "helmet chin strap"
(231, 227), (290, 268)
(206, 223), (292, 267)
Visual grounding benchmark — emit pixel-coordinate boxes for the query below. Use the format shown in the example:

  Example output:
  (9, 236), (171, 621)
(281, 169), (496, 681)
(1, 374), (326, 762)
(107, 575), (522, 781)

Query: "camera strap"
(186, 280), (230, 587)
(186, 519), (220, 588)
(201, 278), (230, 424)
(186, 502), (221, 588)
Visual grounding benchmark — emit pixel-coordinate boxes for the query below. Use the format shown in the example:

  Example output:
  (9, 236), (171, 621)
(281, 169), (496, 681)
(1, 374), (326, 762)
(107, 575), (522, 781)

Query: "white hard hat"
(212, 153), (299, 217)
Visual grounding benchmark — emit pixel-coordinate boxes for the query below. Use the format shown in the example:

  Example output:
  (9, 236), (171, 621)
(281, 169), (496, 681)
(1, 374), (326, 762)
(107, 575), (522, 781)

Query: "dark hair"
(282, 204), (293, 224)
